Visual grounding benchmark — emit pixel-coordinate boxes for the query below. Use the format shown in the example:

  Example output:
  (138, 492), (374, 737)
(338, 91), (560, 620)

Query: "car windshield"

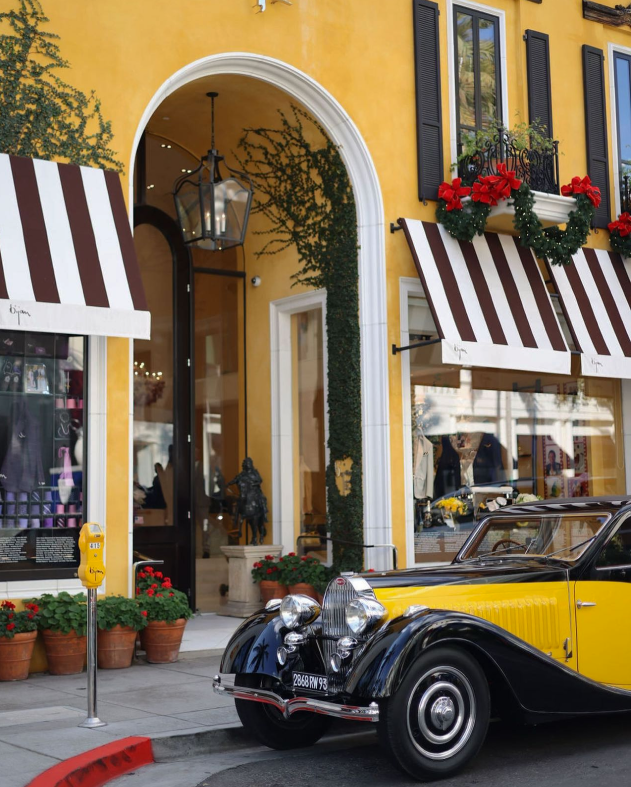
(457, 512), (611, 562)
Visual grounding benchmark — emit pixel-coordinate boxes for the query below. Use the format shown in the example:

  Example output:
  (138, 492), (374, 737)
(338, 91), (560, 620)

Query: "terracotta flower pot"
(97, 625), (137, 669)
(42, 629), (86, 675)
(259, 580), (288, 604)
(140, 619), (186, 663)
(0, 631), (37, 681)
(288, 583), (318, 601)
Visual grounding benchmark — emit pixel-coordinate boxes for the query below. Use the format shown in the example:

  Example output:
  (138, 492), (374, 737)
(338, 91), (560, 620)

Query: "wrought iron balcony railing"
(457, 128), (560, 195)
(620, 173), (631, 215)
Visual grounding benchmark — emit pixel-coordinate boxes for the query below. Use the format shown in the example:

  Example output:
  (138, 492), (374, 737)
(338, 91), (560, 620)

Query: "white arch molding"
(129, 53), (393, 569)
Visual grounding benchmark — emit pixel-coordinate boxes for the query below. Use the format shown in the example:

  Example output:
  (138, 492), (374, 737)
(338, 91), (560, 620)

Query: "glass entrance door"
(193, 270), (244, 612)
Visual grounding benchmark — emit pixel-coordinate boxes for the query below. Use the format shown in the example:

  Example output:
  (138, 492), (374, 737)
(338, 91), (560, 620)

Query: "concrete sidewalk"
(0, 651), (239, 787)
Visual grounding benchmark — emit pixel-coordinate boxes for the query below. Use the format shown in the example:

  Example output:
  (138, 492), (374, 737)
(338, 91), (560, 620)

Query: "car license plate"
(292, 671), (328, 693)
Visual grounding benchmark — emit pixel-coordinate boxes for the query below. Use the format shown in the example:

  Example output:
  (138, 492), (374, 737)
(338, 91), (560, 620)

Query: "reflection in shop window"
(293, 309), (327, 561)
(408, 295), (625, 565)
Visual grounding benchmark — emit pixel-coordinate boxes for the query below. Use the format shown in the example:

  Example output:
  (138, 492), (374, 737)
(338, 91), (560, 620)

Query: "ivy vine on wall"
(0, 0), (123, 170)
(238, 107), (364, 572)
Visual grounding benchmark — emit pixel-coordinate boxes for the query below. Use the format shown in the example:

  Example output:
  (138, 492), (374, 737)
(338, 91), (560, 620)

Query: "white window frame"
(608, 42), (631, 217)
(447, 0), (509, 169)
(270, 290), (328, 555)
(1, 335), (108, 599)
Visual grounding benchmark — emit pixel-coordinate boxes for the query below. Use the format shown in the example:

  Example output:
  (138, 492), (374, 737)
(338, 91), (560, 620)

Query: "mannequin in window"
(434, 436), (462, 498)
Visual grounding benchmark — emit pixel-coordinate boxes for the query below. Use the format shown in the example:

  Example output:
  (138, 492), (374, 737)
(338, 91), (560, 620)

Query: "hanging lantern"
(173, 92), (253, 251)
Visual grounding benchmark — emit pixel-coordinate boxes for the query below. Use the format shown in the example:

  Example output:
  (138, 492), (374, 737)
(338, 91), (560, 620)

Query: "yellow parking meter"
(78, 522), (105, 589)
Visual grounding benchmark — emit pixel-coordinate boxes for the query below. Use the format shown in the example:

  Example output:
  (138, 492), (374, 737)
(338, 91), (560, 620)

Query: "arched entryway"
(128, 55), (391, 608)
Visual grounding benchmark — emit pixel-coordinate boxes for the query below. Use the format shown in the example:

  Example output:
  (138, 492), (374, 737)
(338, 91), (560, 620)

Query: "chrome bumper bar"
(213, 674), (379, 723)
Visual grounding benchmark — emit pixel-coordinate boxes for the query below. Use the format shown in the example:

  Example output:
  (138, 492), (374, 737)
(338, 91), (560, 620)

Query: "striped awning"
(0, 153), (150, 339)
(400, 219), (571, 375)
(550, 247), (631, 378)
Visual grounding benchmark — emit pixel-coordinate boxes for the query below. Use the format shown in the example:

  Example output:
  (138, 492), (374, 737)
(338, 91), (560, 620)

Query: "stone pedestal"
(218, 544), (284, 618)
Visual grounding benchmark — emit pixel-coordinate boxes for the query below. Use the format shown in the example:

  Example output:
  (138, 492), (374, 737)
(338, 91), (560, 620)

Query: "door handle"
(576, 600), (596, 609)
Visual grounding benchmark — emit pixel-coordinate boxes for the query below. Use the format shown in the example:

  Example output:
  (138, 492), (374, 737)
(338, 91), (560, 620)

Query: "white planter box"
(462, 192), (577, 235)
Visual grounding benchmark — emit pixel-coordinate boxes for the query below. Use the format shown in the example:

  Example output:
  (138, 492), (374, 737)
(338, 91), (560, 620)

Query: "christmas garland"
(436, 167), (601, 267)
(608, 212), (631, 258)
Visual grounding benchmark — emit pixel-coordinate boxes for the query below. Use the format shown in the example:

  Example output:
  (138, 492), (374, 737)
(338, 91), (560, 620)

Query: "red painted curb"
(25, 736), (154, 787)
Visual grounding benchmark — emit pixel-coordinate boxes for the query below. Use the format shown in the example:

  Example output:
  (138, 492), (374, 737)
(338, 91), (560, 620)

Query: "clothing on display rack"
(0, 397), (45, 493)
(434, 436), (462, 498)
(473, 433), (505, 485)
(413, 429), (434, 500)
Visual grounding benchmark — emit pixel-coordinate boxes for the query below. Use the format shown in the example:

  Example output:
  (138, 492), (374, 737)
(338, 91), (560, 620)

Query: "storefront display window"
(0, 331), (86, 579)
(407, 295), (626, 565)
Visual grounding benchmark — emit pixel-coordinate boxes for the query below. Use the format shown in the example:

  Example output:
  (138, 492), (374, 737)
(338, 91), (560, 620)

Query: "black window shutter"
(413, 0), (443, 202)
(583, 45), (611, 228)
(526, 30), (553, 139)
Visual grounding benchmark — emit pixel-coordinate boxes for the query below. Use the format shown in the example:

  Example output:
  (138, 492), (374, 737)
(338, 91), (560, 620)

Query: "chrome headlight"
(345, 598), (387, 635)
(280, 594), (321, 629)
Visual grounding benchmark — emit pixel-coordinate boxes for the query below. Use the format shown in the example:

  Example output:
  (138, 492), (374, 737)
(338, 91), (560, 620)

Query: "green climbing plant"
(0, 0), (123, 170)
(238, 106), (363, 572)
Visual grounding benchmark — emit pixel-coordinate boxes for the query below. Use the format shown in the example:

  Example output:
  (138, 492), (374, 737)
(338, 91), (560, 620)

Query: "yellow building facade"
(4, 0), (631, 618)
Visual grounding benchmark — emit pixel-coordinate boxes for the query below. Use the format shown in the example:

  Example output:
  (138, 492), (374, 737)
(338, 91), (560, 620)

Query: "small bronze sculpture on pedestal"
(227, 457), (268, 545)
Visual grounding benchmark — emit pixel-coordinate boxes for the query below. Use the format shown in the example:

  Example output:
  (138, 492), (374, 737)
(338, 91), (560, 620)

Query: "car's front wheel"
(378, 646), (490, 781)
(235, 697), (330, 750)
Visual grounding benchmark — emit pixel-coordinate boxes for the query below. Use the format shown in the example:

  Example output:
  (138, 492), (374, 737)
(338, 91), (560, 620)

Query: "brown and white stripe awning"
(550, 248), (631, 379)
(0, 153), (149, 339)
(399, 219), (571, 375)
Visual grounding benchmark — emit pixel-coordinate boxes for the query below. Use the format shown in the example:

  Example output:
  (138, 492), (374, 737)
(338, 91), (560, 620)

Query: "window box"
(461, 191), (578, 235)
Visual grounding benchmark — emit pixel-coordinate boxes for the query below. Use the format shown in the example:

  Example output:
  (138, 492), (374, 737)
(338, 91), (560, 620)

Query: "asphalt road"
(110, 711), (631, 787)
(196, 713), (631, 787)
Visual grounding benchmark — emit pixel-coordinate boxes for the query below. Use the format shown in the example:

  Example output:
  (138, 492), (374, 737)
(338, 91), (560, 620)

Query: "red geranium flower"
(162, 581), (172, 589)
(266, 568), (274, 574)
(287, 552), (296, 557)
(609, 212), (631, 237)
(146, 589), (155, 596)
(264, 555), (274, 561)
(155, 572), (163, 579)
(138, 572), (146, 579)
(156, 593), (163, 597)
(146, 567), (154, 574)
(253, 562), (262, 569)
(2, 601), (15, 610)
(7, 613), (13, 619)
(301, 556), (308, 561)
(27, 614), (34, 620)
(6, 623), (15, 631)
(151, 583), (158, 589)
(169, 592), (174, 597)
(141, 610), (148, 617)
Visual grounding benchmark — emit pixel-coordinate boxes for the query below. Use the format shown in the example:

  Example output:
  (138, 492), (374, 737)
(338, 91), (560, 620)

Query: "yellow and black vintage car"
(213, 496), (631, 780)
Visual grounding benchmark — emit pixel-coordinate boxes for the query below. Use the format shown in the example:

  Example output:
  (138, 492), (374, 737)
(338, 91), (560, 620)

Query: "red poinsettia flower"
(561, 175), (601, 208)
(609, 212), (631, 237)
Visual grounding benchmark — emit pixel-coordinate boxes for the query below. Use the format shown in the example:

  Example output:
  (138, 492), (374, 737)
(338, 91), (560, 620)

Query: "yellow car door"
(574, 515), (631, 688)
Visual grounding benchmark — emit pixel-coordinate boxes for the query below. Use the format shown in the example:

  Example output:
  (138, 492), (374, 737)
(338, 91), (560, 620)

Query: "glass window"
(454, 6), (502, 146)
(596, 518), (631, 568)
(133, 223), (175, 527)
(408, 295), (626, 565)
(459, 513), (610, 562)
(615, 53), (631, 168)
(293, 309), (327, 561)
(193, 271), (243, 612)
(0, 331), (87, 579)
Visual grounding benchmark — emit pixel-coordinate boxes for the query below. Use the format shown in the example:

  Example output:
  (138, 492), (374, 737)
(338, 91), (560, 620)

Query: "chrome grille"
(321, 575), (373, 692)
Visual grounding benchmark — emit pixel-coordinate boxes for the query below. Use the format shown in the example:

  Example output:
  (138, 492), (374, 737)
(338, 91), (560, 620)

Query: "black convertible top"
(494, 495), (631, 517)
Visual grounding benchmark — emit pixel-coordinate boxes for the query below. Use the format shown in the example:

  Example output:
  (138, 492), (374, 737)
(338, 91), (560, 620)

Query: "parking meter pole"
(78, 522), (107, 729)
(79, 587), (106, 728)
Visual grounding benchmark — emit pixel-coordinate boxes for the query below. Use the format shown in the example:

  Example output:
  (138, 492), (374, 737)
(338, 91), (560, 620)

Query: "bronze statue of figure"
(228, 457), (268, 545)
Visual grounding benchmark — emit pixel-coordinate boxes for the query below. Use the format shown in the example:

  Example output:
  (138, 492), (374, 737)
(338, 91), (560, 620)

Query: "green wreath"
(608, 212), (631, 258)
(436, 170), (600, 267)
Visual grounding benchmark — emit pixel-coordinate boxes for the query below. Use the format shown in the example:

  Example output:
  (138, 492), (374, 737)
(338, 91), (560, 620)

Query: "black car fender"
(219, 609), (285, 679)
(345, 608), (631, 718)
